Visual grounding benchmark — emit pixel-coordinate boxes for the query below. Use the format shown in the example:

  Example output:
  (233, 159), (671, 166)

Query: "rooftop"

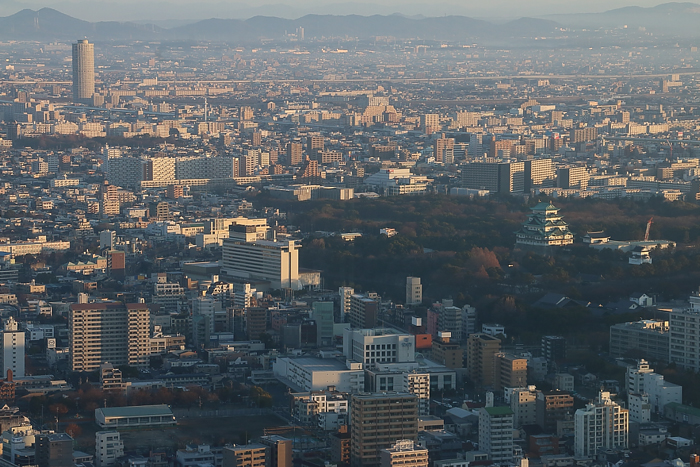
(96, 404), (174, 418)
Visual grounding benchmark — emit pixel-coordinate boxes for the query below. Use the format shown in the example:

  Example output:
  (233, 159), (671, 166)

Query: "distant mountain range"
(546, 2), (700, 36)
(0, 3), (699, 43)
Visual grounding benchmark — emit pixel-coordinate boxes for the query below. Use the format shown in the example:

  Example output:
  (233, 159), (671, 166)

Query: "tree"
(65, 423), (82, 438)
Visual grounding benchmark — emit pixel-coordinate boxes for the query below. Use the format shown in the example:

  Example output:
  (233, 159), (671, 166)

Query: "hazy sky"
(0, 0), (682, 22)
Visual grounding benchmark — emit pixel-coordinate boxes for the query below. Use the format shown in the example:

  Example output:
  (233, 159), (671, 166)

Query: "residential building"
(379, 440), (428, 467)
(406, 277), (422, 305)
(1, 317), (24, 378)
(260, 436), (292, 467)
(497, 353), (528, 390)
(339, 287), (354, 317)
(466, 333), (501, 387)
(574, 391), (628, 459)
(331, 426), (351, 465)
(478, 406), (514, 464)
(437, 304), (463, 342)
(626, 360), (682, 413)
(668, 287), (700, 371)
(433, 138), (455, 164)
(69, 302), (151, 371)
(541, 336), (567, 362)
(510, 386), (538, 428)
(95, 431), (124, 467)
(349, 294), (379, 329)
(537, 391), (574, 433)
(431, 332), (463, 369)
(350, 392), (419, 467)
(222, 445), (266, 467)
(72, 39), (95, 103)
(36, 433), (73, 467)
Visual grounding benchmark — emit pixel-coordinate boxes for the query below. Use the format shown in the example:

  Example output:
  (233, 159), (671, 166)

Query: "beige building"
(72, 39), (95, 102)
(379, 440), (428, 467)
(466, 333), (501, 386)
(69, 302), (150, 371)
(223, 445), (266, 467)
(260, 435), (292, 467)
(351, 392), (419, 467)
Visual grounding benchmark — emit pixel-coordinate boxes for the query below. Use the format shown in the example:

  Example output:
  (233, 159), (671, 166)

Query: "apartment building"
(69, 302), (150, 371)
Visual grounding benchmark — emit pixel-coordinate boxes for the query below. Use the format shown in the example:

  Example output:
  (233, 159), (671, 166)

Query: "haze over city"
(0, 1), (699, 467)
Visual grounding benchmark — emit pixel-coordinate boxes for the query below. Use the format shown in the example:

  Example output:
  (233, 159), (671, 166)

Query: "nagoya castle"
(515, 202), (574, 250)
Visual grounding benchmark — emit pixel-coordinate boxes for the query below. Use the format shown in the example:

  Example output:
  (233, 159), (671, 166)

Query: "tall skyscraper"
(1, 317), (24, 378)
(72, 39), (95, 103)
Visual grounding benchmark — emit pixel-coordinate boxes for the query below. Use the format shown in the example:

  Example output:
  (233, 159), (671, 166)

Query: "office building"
(349, 294), (379, 329)
(72, 39), (95, 103)
(478, 406), (514, 464)
(1, 317), (24, 378)
(379, 440), (428, 467)
(273, 357), (364, 393)
(100, 230), (116, 250)
(95, 431), (124, 467)
(223, 444), (266, 467)
(466, 333), (501, 387)
(462, 161), (525, 194)
(36, 433), (73, 467)
(350, 392), (419, 467)
(609, 320), (669, 361)
(574, 391), (628, 459)
(221, 227), (300, 290)
(468, 133), (483, 157)
(69, 302), (150, 371)
(406, 277), (422, 305)
(312, 302), (335, 347)
(343, 328), (416, 365)
(246, 307), (267, 341)
(260, 436), (292, 467)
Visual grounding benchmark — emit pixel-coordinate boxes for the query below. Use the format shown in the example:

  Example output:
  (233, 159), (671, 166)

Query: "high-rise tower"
(72, 39), (95, 103)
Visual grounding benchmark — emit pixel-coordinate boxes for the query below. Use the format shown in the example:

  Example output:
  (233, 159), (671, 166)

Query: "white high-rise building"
(509, 386), (537, 428)
(574, 391), (628, 459)
(626, 359), (682, 414)
(1, 317), (24, 378)
(339, 287), (354, 316)
(406, 277), (422, 305)
(478, 406), (514, 464)
(95, 431), (124, 467)
(669, 287), (700, 371)
(72, 39), (95, 103)
(100, 230), (116, 250)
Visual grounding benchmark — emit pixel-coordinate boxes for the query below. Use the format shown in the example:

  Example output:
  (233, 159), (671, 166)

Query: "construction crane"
(644, 217), (654, 242)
